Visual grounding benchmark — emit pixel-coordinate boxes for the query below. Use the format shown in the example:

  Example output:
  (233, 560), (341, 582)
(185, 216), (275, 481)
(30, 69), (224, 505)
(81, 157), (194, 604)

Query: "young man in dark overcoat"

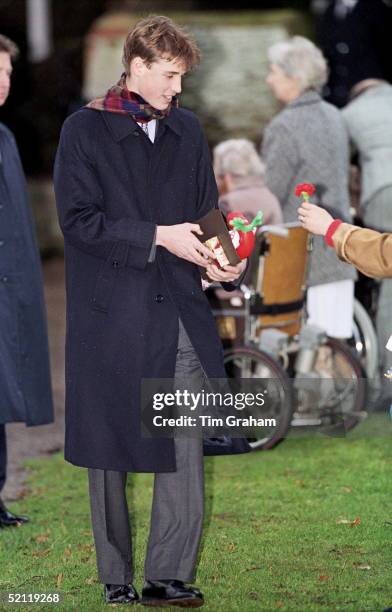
(54, 16), (247, 607)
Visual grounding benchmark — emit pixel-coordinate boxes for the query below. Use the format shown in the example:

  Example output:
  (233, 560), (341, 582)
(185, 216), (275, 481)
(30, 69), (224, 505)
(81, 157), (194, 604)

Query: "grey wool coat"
(0, 122), (54, 426)
(342, 83), (392, 209)
(261, 90), (356, 287)
(54, 107), (248, 473)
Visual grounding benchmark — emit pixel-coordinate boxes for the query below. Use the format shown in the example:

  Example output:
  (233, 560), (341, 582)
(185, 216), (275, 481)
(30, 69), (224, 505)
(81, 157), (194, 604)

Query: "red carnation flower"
(295, 183), (316, 201)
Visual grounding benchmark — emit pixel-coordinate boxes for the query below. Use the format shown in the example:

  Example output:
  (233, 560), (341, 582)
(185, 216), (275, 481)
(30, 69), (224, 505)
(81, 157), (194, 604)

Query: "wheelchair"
(207, 223), (367, 450)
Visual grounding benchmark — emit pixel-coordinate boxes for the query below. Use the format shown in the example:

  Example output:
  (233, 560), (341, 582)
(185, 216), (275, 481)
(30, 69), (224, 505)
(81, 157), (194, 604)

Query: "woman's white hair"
(213, 139), (265, 179)
(267, 36), (328, 93)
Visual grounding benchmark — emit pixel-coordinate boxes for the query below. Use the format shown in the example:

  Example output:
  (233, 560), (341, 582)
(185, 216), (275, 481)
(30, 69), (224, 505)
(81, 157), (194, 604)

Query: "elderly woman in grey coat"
(261, 36), (356, 338)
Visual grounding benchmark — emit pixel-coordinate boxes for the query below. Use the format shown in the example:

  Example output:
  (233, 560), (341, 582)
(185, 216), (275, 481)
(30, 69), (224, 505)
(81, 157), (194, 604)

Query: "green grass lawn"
(0, 416), (391, 612)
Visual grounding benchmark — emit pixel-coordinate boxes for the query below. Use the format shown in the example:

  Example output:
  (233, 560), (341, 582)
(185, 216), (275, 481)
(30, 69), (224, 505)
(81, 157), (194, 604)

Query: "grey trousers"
(363, 186), (392, 372)
(88, 321), (205, 585)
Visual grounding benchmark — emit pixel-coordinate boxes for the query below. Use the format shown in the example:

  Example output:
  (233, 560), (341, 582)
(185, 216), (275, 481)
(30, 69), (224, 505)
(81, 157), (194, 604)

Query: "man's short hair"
(0, 34), (19, 60)
(122, 15), (201, 75)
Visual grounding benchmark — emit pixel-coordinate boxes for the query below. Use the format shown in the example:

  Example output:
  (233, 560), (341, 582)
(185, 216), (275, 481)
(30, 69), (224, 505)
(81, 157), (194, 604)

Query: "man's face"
(129, 56), (186, 110)
(0, 52), (12, 107)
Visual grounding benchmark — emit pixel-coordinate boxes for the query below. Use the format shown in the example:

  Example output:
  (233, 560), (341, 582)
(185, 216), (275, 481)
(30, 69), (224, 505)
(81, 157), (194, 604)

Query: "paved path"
(3, 258), (66, 501)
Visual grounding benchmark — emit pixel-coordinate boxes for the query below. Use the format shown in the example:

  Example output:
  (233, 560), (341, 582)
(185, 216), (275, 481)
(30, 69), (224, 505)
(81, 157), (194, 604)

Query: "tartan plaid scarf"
(86, 73), (178, 123)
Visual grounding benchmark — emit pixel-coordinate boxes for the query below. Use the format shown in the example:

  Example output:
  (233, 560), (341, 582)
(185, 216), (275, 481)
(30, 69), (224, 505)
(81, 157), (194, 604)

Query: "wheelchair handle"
(258, 225), (289, 238)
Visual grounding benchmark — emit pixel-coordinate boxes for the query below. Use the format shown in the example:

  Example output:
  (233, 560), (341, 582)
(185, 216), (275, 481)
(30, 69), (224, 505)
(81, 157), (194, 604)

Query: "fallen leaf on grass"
(35, 533), (50, 543)
(32, 549), (51, 558)
(319, 575), (330, 581)
(30, 487), (48, 496)
(12, 488), (29, 501)
(353, 563), (371, 570)
(339, 487), (352, 493)
(336, 517), (361, 527)
(276, 601), (284, 608)
(77, 544), (94, 553)
(85, 577), (95, 585)
(56, 573), (63, 588)
(240, 566), (263, 573)
(225, 543), (237, 553)
(295, 479), (306, 488)
(63, 546), (72, 559)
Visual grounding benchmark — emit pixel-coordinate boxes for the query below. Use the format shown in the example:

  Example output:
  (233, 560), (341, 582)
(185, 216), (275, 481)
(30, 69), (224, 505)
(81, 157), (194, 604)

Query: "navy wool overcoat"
(0, 122), (53, 426)
(54, 107), (244, 472)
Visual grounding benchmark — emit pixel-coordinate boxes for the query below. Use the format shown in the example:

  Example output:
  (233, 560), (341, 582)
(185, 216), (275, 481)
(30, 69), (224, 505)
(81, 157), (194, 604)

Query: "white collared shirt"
(137, 119), (157, 143)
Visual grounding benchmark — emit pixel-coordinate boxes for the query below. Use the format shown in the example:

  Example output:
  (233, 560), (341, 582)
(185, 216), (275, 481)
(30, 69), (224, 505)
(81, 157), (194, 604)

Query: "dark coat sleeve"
(54, 116), (156, 270)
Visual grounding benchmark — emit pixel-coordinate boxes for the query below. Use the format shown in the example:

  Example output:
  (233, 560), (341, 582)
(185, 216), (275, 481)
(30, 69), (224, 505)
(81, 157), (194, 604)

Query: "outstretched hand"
(298, 201), (334, 236)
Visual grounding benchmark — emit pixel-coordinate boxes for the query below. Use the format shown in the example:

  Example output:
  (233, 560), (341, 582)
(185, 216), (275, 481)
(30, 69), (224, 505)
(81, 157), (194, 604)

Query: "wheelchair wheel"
(351, 298), (379, 380)
(223, 347), (293, 450)
(296, 337), (367, 433)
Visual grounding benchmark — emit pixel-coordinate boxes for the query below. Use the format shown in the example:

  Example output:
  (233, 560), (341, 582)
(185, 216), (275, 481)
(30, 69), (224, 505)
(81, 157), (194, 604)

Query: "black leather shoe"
(104, 583), (139, 604)
(141, 580), (203, 607)
(0, 498), (29, 527)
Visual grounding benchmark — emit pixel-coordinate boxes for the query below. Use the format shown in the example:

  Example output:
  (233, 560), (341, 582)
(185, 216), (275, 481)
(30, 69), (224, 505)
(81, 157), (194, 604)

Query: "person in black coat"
(0, 35), (53, 527)
(314, 0), (392, 107)
(54, 16), (247, 607)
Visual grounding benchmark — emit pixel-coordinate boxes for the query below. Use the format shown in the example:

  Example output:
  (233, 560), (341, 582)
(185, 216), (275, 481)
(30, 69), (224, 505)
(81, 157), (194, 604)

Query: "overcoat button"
(0, 240), (4, 246)
(112, 260), (119, 268)
(2, 276), (8, 283)
(133, 131), (140, 137)
(155, 294), (164, 303)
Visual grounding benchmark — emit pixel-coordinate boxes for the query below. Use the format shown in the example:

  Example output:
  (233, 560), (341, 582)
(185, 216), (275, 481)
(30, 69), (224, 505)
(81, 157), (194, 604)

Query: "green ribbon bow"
(229, 211), (264, 233)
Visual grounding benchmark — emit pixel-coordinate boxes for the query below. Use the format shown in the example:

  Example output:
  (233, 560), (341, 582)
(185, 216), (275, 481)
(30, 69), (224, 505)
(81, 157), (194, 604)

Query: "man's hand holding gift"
(155, 221), (245, 283)
(156, 222), (216, 267)
(205, 259), (247, 283)
(157, 210), (262, 283)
